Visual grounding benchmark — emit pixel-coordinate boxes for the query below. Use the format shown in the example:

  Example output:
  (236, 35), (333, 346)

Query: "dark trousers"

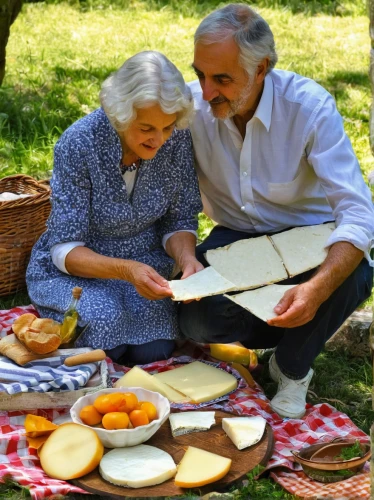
(179, 226), (373, 379)
(106, 339), (175, 365)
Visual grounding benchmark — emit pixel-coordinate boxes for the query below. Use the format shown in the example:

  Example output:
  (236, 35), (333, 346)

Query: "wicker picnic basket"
(0, 174), (51, 297)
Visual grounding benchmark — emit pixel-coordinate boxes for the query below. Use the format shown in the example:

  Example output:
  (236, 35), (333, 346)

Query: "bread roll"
(18, 330), (61, 354)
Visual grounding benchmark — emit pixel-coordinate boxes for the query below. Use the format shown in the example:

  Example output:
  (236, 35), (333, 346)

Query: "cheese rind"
(169, 266), (236, 301)
(39, 423), (104, 480)
(169, 411), (216, 437)
(154, 361), (238, 403)
(175, 446), (231, 487)
(114, 366), (191, 403)
(225, 284), (297, 322)
(205, 236), (288, 290)
(99, 445), (177, 488)
(270, 222), (335, 277)
(222, 416), (266, 450)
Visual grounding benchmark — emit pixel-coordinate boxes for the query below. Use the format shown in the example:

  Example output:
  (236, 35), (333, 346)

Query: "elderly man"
(179, 3), (374, 419)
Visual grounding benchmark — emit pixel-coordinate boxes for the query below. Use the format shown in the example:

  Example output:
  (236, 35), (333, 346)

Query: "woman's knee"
(128, 340), (175, 364)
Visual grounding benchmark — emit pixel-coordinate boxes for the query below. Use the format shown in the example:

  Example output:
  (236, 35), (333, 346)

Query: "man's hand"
(267, 241), (364, 328)
(180, 257), (204, 280)
(267, 282), (322, 328)
(125, 262), (173, 300)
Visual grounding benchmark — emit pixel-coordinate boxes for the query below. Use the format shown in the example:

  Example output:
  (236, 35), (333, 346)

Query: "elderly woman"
(26, 51), (203, 364)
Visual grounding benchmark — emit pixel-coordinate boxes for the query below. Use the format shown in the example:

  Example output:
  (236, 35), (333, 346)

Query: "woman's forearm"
(65, 246), (129, 280)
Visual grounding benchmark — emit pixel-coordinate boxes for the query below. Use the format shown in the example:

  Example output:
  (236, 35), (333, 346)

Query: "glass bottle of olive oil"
(60, 287), (82, 345)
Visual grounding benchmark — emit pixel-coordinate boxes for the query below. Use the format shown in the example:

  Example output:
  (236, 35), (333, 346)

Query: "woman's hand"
(124, 261), (173, 300)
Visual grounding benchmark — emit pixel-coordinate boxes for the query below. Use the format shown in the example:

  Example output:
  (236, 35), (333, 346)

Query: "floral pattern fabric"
(26, 108), (202, 349)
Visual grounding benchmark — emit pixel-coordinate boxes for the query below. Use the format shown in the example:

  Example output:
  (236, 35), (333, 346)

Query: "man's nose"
(201, 80), (219, 102)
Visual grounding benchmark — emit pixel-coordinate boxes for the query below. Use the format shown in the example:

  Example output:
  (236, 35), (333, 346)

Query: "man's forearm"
(307, 241), (364, 303)
(165, 232), (198, 270)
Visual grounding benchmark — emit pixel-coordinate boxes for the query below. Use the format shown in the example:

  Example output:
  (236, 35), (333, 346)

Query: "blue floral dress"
(26, 108), (202, 350)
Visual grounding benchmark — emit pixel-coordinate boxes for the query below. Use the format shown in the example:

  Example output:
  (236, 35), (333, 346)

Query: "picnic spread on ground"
(0, 305), (371, 500)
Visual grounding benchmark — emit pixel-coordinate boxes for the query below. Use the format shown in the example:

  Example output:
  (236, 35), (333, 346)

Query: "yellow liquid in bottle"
(60, 311), (79, 344)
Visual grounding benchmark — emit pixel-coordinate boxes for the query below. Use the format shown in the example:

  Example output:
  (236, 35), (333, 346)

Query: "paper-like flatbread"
(270, 223), (335, 277)
(224, 284), (297, 322)
(205, 236), (288, 290)
(168, 266), (236, 301)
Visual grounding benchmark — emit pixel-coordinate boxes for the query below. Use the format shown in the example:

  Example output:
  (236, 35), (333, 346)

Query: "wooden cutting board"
(73, 411), (274, 499)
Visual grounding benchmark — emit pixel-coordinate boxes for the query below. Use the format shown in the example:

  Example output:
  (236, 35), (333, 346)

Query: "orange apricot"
(79, 405), (103, 426)
(102, 412), (130, 430)
(129, 409), (149, 428)
(94, 393), (127, 414)
(140, 402), (157, 422)
(117, 392), (139, 413)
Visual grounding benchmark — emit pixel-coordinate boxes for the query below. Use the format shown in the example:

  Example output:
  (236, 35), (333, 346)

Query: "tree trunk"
(369, 0), (374, 154)
(0, 0), (23, 86)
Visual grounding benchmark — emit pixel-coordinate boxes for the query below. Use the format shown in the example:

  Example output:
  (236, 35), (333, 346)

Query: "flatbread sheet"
(205, 236), (288, 291)
(270, 223), (335, 277)
(224, 284), (297, 322)
(168, 266), (236, 301)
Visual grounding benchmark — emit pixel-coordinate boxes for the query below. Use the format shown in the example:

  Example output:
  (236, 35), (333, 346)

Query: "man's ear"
(255, 57), (270, 83)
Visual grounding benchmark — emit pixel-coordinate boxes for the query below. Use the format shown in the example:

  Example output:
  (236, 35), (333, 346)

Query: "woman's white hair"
(100, 51), (193, 131)
(195, 4), (278, 79)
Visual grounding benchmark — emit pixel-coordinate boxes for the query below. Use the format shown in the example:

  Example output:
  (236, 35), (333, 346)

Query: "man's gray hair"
(195, 4), (278, 77)
(100, 51), (193, 131)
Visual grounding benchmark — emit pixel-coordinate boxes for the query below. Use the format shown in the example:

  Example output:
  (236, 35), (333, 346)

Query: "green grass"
(0, 1), (372, 499)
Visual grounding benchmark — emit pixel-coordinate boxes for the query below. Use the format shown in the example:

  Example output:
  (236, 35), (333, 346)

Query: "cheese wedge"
(114, 366), (191, 403)
(175, 446), (231, 487)
(154, 361), (237, 403)
(205, 236), (288, 290)
(224, 284), (297, 322)
(99, 445), (176, 488)
(39, 423), (104, 480)
(169, 266), (236, 301)
(222, 416), (266, 450)
(169, 411), (216, 437)
(270, 222), (335, 277)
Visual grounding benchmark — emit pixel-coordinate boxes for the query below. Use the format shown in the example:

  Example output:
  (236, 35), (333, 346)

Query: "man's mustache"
(209, 97), (228, 105)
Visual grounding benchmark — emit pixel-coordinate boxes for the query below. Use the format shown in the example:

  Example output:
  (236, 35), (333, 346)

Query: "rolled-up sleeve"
(156, 129), (202, 237)
(306, 95), (374, 264)
(47, 130), (92, 248)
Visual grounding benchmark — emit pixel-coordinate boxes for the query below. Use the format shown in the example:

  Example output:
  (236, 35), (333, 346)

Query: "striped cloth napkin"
(0, 355), (98, 395)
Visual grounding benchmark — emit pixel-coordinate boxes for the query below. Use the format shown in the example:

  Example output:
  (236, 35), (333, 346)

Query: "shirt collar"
(223, 73), (273, 133)
(252, 73), (273, 132)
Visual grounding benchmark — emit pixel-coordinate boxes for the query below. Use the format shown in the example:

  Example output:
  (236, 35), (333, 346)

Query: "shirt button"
(242, 171), (248, 177)
(241, 206), (246, 212)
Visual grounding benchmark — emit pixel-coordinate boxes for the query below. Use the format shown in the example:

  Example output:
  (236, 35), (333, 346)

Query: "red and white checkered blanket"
(0, 306), (370, 499)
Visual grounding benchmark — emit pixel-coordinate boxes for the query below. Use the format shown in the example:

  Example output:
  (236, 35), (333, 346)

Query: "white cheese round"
(99, 444), (177, 488)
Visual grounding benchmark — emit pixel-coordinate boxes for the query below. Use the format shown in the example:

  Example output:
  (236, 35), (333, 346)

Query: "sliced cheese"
(222, 416), (266, 450)
(153, 361), (237, 403)
(169, 411), (215, 437)
(225, 284), (297, 322)
(205, 236), (288, 290)
(99, 445), (176, 488)
(169, 266), (236, 301)
(114, 365), (191, 403)
(39, 423), (104, 480)
(270, 222), (335, 277)
(175, 446), (231, 487)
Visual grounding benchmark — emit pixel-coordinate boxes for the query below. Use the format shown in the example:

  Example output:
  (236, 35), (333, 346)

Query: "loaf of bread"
(12, 314), (61, 354)
(0, 334), (56, 365)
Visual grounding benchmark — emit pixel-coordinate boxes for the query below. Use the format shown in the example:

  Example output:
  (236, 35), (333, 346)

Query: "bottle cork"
(72, 287), (82, 299)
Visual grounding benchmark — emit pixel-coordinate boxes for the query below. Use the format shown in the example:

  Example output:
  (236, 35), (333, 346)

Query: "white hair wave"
(100, 51), (193, 131)
(194, 4), (278, 78)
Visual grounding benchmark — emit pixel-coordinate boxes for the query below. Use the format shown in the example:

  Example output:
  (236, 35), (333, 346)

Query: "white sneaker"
(269, 355), (313, 419)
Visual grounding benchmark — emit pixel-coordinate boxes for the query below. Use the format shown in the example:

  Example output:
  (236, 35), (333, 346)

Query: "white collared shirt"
(188, 70), (374, 263)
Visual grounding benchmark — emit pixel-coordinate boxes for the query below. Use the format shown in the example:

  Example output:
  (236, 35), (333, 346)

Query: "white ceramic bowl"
(70, 387), (170, 448)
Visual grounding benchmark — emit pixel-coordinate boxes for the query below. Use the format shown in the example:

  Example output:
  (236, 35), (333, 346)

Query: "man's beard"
(209, 77), (254, 120)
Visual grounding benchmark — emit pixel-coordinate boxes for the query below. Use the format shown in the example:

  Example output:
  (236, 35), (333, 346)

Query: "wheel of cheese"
(99, 445), (177, 488)
(39, 423), (104, 480)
